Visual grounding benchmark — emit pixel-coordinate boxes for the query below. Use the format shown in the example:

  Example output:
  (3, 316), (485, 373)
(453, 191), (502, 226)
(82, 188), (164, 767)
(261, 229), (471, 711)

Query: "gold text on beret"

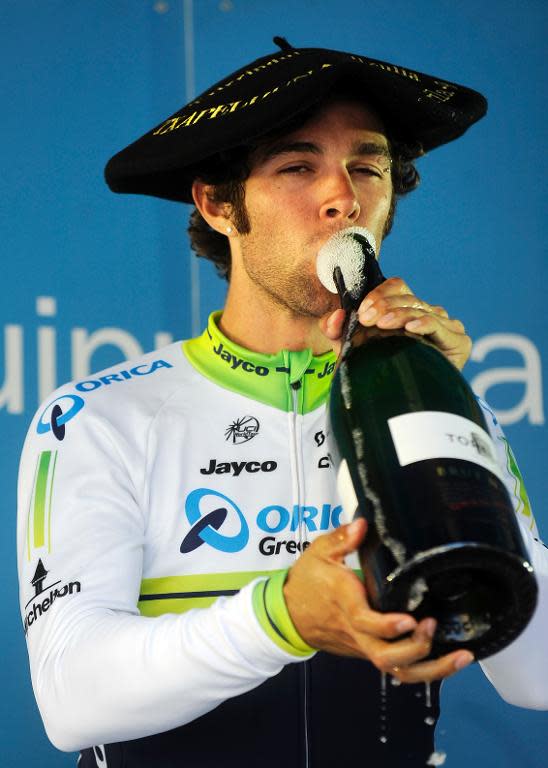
(152, 59), (456, 137)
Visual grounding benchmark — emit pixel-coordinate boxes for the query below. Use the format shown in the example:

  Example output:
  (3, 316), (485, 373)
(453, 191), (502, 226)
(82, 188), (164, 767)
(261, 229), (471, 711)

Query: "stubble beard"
(239, 237), (339, 319)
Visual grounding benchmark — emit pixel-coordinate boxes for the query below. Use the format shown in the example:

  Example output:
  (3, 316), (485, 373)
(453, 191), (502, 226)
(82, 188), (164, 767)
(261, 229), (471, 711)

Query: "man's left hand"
(321, 277), (472, 370)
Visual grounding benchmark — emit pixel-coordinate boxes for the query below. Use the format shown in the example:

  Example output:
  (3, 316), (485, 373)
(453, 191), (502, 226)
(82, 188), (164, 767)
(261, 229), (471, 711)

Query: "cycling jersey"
(18, 312), (548, 767)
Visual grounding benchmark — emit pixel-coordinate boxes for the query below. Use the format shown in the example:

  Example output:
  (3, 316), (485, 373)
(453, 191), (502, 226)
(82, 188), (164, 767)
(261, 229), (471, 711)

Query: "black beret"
(104, 37), (487, 204)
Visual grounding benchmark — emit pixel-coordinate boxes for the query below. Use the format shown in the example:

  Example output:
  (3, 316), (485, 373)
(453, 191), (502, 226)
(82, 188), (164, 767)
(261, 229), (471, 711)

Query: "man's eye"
(279, 165), (310, 174)
(352, 166), (385, 178)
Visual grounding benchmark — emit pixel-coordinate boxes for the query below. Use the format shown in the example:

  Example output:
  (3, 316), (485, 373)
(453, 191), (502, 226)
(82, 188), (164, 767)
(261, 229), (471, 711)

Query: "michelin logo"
(24, 558), (81, 635)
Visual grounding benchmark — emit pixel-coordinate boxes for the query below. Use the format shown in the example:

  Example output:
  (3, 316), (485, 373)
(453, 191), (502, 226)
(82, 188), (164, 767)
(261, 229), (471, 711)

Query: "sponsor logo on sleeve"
(26, 450), (58, 561)
(37, 396), (84, 439)
(73, 359), (173, 393)
(36, 359), (173, 439)
(24, 558), (81, 635)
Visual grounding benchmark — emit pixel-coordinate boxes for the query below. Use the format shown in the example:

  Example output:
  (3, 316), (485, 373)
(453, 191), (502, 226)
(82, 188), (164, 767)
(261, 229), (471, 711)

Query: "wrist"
(253, 570), (316, 657)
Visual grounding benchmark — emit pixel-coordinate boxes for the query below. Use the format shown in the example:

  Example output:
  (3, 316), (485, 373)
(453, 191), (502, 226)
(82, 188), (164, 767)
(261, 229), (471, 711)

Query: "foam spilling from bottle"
(316, 225), (377, 298)
(425, 681), (432, 708)
(426, 751), (447, 766)
(379, 672), (447, 764)
(379, 671), (388, 744)
(407, 576), (429, 611)
(321, 226), (407, 568)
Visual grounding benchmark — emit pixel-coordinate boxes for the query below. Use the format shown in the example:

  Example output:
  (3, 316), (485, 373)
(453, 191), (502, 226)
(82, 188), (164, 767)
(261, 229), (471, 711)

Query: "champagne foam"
(316, 226), (377, 299)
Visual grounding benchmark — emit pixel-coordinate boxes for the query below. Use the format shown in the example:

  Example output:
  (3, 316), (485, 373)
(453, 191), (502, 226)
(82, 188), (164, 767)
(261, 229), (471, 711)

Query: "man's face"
(232, 100), (393, 318)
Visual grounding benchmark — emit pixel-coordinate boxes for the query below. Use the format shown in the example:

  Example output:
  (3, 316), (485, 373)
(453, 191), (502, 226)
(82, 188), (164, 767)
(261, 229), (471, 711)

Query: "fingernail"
(423, 618), (437, 639)
(360, 298), (374, 312)
(347, 519), (362, 536)
(378, 312), (396, 326)
(406, 319), (422, 331)
(454, 652), (474, 671)
(360, 307), (378, 322)
(395, 618), (416, 634)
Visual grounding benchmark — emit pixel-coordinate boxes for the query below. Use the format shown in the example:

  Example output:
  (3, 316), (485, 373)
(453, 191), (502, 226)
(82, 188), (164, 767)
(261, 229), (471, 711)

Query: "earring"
(226, 226), (233, 234)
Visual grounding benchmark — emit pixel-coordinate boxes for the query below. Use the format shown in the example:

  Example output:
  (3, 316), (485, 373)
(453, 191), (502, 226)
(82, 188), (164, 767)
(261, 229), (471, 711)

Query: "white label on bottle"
(387, 411), (504, 482)
(337, 459), (358, 524)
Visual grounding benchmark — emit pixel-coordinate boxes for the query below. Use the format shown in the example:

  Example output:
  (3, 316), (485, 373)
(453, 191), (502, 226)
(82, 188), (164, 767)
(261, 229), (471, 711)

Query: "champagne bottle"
(318, 227), (538, 660)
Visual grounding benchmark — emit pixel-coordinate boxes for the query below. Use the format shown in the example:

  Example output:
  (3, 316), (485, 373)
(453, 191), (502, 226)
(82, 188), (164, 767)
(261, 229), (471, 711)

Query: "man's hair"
(188, 101), (422, 280)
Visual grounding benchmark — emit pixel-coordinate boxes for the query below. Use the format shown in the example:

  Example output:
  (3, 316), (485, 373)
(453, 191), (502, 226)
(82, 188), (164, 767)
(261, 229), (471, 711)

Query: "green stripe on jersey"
(138, 569), (281, 617)
(139, 595), (222, 617)
(183, 311), (336, 414)
(27, 450), (57, 559)
(501, 436), (534, 528)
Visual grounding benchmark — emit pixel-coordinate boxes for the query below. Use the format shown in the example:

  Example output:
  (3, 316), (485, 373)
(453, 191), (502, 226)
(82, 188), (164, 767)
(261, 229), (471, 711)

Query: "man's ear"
(191, 180), (234, 235)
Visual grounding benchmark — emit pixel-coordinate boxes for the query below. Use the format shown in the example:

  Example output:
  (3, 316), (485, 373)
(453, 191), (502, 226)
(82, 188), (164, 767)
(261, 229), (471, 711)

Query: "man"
(18, 39), (548, 767)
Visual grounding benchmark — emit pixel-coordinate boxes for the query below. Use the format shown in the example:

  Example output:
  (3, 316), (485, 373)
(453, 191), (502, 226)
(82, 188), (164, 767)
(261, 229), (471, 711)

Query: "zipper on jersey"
(290, 382), (305, 550)
(283, 347), (312, 550)
(288, 362), (311, 768)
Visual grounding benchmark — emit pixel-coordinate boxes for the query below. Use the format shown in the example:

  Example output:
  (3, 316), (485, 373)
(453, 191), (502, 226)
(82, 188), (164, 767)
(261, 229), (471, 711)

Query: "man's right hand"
(283, 518), (474, 683)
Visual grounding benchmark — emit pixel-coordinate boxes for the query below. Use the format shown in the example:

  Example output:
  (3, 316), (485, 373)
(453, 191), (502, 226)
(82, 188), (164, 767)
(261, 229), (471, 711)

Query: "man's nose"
(318, 171), (361, 221)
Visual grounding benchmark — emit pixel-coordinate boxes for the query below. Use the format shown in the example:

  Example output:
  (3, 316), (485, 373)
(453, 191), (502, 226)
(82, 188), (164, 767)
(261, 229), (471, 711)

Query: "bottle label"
(387, 411), (504, 482)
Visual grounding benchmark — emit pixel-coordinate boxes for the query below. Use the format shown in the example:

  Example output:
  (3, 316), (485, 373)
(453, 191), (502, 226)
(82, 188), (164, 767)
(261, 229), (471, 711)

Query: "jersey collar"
(183, 311), (337, 414)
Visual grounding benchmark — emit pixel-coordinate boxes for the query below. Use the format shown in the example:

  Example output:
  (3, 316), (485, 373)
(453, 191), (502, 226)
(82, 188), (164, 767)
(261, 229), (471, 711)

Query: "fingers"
(360, 617), (474, 683)
(374, 309), (471, 371)
(310, 524), (428, 643)
(349, 605), (418, 641)
(388, 648), (475, 684)
(321, 308), (345, 339)
(357, 277), (449, 327)
(285, 525), (475, 681)
(364, 304), (453, 328)
(405, 315), (465, 335)
(327, 588), (474, 681)
(365, 618), (436, 670)
(322, 277), (460, 340)
(285, 522), (422, 651)
(403, 314), (472, 371)
(311, 517), (367, 561)
(320, 276), (471, 370)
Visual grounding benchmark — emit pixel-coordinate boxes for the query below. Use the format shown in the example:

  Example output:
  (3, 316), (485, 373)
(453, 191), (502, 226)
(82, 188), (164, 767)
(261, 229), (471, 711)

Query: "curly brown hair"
(188, 103), (423, 280)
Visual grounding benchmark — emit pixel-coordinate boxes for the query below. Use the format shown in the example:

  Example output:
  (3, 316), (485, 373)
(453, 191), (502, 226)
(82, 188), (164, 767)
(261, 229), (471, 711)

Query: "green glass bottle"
(320, 228), (538, 660)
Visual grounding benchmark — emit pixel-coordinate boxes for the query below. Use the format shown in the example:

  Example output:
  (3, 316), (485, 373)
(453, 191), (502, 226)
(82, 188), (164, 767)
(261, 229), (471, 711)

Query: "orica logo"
(181, 488), (250, 554)
(181, 489), (342, 555)
(37, 394), (85, 438)
(36, 359), (173, 439)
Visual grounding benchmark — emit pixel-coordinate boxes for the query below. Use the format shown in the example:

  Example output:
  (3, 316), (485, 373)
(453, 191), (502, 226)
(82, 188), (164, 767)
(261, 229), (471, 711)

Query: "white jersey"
(17, 312), (548, 766)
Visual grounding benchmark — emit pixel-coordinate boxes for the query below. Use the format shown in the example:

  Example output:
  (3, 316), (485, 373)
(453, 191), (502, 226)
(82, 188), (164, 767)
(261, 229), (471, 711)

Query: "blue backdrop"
(2, 1), (546, 766)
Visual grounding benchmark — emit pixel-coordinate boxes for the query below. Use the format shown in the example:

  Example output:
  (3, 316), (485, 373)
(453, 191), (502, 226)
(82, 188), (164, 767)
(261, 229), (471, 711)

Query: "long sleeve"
(478, 398), (548, 709)
(480, 521), (548, 709)
(17, 355), (313, 752)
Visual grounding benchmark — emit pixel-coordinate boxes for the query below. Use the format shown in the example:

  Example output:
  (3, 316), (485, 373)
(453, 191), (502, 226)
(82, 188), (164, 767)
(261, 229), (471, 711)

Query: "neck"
(220, 279), (332, 356)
